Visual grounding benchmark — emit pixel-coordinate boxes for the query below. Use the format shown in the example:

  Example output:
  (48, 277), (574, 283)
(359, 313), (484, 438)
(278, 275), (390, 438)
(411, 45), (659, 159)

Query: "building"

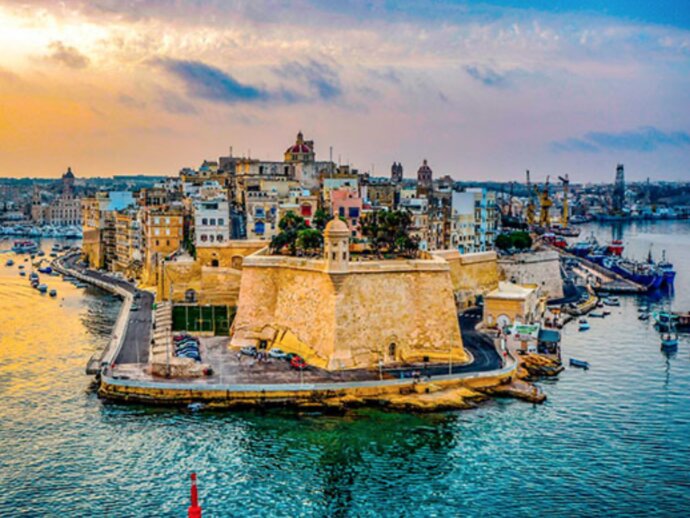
(81, 191), (135, 269)
(284, 131), (315, 163)
(114, 209), (142, 277)
(468, 188), (497, 252)
(193, 198), (230, 247)
(141, 206), (184, 286)
(31, 167), (82, 226)
(330, 188), (363, 238)
(416, 159), (433, 198)
(450, 191), (476, 253)
(391, 162), (403, 183)
(366, 180), (398, 210)
(245, 191), (279, 241)
(231, 219), (468, 371)
(483, 281), (542, 329)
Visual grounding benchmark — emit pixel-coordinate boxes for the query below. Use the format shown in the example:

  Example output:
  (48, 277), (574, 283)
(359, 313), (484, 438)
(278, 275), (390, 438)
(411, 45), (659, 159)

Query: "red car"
(290, 355), (307, 370)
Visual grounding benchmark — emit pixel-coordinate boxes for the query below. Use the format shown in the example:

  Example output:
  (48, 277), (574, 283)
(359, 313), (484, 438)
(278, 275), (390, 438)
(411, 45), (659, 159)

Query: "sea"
(1, 222), (689, 516)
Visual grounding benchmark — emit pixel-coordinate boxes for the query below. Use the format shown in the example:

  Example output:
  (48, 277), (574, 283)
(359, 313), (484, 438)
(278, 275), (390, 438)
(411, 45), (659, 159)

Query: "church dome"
(285, 131), (313, 155)
(63, 167), (75, 179)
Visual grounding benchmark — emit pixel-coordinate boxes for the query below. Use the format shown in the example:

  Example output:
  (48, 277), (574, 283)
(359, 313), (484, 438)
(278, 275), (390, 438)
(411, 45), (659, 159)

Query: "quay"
(53, 252), (541, 411)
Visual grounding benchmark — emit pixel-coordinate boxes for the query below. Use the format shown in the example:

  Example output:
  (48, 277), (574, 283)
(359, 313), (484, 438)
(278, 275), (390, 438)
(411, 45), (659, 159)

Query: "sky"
(0, 1), (689, 182)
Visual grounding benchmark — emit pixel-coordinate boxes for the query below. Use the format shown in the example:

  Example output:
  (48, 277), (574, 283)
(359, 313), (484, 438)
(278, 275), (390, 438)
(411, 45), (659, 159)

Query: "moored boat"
(5, 259), (14, 266)
(578, 318), (590, 331)
(37, 284), (48, 293)
(49, 289), (57, 297)
(570, 358), (590, 369)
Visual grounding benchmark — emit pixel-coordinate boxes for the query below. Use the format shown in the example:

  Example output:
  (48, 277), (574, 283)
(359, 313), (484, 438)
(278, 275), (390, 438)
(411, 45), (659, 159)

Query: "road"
(63, 254), (152, 365)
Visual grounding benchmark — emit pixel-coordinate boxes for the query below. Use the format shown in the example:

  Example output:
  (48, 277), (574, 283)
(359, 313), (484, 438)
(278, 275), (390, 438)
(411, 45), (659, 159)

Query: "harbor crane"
(538, 175), (553, 227)
(525, 170), (536, 225)
(558, 174), (570, 227)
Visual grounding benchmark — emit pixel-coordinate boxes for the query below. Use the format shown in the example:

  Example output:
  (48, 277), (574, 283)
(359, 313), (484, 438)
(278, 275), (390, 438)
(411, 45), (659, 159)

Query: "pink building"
(330, 188), (362, 238)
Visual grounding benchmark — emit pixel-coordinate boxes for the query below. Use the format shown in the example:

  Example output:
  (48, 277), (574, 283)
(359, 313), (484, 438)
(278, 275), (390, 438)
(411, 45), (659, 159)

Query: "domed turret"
(324, 219), (350, 273)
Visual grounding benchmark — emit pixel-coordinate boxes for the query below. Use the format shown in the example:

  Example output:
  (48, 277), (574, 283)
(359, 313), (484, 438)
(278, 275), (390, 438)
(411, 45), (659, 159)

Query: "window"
(154, 217), (160, 224)
(154, 228), (160, 236)
(388, 343), (396, 359)
(254, 221), (265, 235)
(185, 289), (197, 303)
(301, 204), (312, 217)
(218, 218), (224, 226)
(217, 235), (224, 242)
(210, 218), (216, 225)
(348, 207), (360, 218)
(202, 218), (208, 225)
(211, 259), (219, 267)
(155, 240), (160, 246)
(342, 251), (347, 260)
(209, 235), (214, 242)
(166, 228), (170, 235)
(255, 208), (265, 218)
(201, 234), (208, 242)
(339, 207), (345, 217)
(166, 240), (170, 246)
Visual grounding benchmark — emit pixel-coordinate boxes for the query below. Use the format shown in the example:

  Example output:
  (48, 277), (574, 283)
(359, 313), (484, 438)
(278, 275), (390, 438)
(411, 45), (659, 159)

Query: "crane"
(525, 170), (536, 226)
(538, 175), (553, 227)
(558, 174), (570, 227)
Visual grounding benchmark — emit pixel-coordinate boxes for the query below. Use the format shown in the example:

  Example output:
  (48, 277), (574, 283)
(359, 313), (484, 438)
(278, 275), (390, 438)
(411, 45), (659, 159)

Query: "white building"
(193, 198), (230, 246)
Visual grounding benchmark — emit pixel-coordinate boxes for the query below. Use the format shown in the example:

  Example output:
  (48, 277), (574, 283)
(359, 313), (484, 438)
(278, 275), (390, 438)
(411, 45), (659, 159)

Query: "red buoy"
(188, 473), (202, 518)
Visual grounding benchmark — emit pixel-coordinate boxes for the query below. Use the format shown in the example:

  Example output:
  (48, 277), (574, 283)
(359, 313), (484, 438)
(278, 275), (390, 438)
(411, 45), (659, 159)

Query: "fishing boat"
(5, 259), (14, 266)
(570, 358), (590, 369)
(610, 258), (663, 290)
(604, 297), (620, 306)
(578, 318), (590, 331)
(653, 311), (690, 331)
(657, 250), (676, 288)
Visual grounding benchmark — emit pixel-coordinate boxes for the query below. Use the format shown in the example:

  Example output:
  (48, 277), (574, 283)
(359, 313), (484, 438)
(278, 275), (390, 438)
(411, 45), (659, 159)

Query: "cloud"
(157, 89), (197, 115)
(45, 41), (90, 69)
(551, 126), (690, 153)
(464, 65), (512, 87)
(117, 94), (146, 109)
(156, 59), (269, 104)
(275, 60), (342, 100)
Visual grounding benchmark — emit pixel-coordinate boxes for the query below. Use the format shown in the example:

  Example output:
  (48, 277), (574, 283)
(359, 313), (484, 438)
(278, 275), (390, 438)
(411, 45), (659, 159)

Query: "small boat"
(18, 264), (24, 269)
(604, 297), (620, 306)
(596, 301), (604, 308)
(37, 250), (45, 257)
(38, 266), (52, 274)
(602, 309), (611, 316)
(19, 271), (26, 277)
(578, 318), (590, 331)
(49, 289), (57, 297)
(589, 312), (605, 318)
(638, 313), (650, 321)
(638, 306), (649, 313)
(660, 321), (679, 347)
(5, 259), (14, 266)
(37, 284), (48, 293)
(570, 358), (590, 369)
(49, 252), (58, 258)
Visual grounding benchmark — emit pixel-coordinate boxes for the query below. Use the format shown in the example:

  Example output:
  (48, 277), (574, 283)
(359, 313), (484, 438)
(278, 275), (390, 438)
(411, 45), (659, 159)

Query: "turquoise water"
(1, 226), (690, 516)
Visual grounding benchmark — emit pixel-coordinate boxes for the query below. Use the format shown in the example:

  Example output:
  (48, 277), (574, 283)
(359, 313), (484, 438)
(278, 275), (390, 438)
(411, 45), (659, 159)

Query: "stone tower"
(62, 167), (75, 199)
(416, 159), (433, 198)
(324, 218), (350, 274)
(391, 162), (403, 183)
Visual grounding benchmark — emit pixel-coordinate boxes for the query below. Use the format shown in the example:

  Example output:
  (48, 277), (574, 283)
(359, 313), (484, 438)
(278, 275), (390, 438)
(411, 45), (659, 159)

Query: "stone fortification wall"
(231, 254), (467, 370)
(498, 250), (563, 299)
(433, 250), (500, 308)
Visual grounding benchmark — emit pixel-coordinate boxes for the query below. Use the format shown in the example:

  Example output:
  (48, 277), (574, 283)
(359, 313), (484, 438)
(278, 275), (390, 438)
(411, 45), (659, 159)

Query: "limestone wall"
(498, 250), (563, 299)
(231, 254), (468, 371)
(433, 250), (500, 308)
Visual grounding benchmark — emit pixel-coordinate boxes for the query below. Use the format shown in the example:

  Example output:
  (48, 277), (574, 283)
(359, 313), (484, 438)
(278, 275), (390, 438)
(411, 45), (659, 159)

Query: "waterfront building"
(141, 205), (184, 286)
(231, 219), (468, 370)
(330, 188), (363, 238)
(81, 191), (135, 269)
(31, 167), (82, 226)
(483, 281), (543, 329)
(114, 209), (142, 277)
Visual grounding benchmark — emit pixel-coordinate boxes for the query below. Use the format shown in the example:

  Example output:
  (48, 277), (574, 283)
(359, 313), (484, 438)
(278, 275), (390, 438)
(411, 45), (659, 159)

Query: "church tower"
(391, 162), (403, 183)
(416, 159), (433, 198)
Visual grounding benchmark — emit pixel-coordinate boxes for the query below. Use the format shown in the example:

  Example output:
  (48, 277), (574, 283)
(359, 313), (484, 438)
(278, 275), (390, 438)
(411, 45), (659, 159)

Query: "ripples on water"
(1, 230), (690, 516)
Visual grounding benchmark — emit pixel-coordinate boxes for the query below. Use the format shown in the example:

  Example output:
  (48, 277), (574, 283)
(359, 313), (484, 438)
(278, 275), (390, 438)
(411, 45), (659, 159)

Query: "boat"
(37, 284), (48, 293)
(657, 250), (676, 288)
(37, 250), (45, 257)
(19, 271), (26, 277)
(11, 240), (38, 253)
(589, 312), (605, 318)
(5, 259), (14, 266)
(570, 358), (590, 369)
(638, 313), (650, 321)
(38, 266), (52, 274)
(610, 258), (663, 290)
(49, 289), (57, 297)
(653, 311), (690, 331)
(638, 306), (649, 313)
(660, 321), (679, 348)
(578, 318), (590, 331)
(604, 297), (620, 306)
(29, 272), (39, 281)
(603, 309), (611, 316)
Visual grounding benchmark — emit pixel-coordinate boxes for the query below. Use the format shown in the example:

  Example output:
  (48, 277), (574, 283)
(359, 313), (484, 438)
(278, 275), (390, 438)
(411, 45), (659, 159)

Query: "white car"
(268, 348), (289, 360)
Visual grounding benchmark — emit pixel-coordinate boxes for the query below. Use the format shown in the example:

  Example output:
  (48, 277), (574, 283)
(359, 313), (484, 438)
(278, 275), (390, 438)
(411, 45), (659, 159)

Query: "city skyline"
(1, 1), (689, 181)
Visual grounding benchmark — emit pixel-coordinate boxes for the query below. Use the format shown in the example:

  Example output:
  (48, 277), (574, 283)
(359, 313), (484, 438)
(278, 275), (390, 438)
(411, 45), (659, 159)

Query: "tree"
(510, 231), (532, 250)
(495, 234), (511, 250)
(296, 228), (323, 255)
(362, 209), (419, 257)
(270, 212), (308, 255)
(313, 208), (332, 231)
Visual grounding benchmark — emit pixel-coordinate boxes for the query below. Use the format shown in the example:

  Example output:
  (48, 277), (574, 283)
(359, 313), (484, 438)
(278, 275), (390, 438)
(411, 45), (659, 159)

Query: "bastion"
(230, 220), (469, 370)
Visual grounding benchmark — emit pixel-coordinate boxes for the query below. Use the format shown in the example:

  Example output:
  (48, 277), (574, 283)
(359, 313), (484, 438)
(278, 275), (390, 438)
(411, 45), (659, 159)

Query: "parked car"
(290, 355), (307, 370)
(268, 348), (289, 360)
(240, 346), (258, 357)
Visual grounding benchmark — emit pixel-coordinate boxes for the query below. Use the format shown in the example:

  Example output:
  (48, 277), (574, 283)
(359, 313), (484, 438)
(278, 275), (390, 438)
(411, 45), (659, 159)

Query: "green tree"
(510, 231), (532, 250)
(495, 234), (511, 250)
(313, 208), (332, 231)
(296, 228), (323, 254)
(271, 212), (309, 255)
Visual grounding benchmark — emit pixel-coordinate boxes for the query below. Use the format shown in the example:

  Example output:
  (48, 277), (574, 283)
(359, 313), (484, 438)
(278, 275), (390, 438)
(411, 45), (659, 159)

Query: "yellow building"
(81, 194), (111, 269)
(231, 219), (468, 371)
(114, 210), (142, 277)
(483, 281), (542, 329)
(141, 206), (184, 286)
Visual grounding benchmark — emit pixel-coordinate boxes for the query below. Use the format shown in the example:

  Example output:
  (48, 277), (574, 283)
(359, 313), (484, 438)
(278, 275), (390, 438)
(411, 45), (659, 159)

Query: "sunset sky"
(1, 1), (689, 182)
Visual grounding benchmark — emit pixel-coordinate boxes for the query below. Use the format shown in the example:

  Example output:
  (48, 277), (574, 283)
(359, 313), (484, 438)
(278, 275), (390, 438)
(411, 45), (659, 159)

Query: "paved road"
(63, 254), (152, 365)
